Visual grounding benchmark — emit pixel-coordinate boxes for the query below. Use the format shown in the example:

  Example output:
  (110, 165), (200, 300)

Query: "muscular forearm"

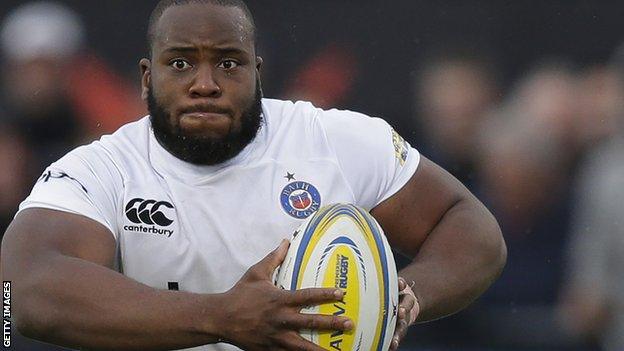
(400, 198), (506, 322)
(10, 254), (224, 350)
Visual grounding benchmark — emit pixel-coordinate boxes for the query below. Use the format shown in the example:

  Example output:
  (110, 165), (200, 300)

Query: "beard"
(148, 79), (263, 165)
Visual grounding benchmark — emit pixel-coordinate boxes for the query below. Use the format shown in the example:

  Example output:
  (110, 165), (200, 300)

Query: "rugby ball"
(274, 203), (398, 351)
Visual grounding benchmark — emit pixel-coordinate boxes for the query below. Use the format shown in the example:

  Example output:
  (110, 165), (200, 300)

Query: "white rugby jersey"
(18, 98), (419, 351)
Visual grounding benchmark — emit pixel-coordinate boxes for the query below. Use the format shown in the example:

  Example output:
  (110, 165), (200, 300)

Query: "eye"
(218, 60), (239, 70)
(170, 59), (192, 71)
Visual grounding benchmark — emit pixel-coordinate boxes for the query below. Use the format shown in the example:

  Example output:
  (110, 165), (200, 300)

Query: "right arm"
(2, 208), (351, 351)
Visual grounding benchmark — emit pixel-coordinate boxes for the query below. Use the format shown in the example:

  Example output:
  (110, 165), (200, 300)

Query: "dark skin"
(1, 3), (506, 350)
(373, 157), (506, 348)
(140, 5), (260, 142)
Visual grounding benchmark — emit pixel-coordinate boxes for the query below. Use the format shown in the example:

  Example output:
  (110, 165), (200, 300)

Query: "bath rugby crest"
(280, 181), (321, 219)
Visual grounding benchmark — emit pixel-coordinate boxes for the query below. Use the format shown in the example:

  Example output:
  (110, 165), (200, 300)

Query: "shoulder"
(261, 98), (319, 132)
(262, 98), (324, 117)
(49, 116), (151, 186)
(96, 116), (151, 160)
(262, 98), (389, 141)
(19, 118), (152, 236)
(263, 97), (381, 122)
(261, 98), (410, 161)
(65, 117), (150, 165)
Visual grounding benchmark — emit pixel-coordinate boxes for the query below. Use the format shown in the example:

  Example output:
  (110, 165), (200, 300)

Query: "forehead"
(153, 4), (253, 53)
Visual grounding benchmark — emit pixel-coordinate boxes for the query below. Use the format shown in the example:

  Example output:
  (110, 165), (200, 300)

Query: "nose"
(189, 66), (221, 98)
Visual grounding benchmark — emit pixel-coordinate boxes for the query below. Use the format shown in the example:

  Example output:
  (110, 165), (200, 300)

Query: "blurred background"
(1, 0), (624, 350)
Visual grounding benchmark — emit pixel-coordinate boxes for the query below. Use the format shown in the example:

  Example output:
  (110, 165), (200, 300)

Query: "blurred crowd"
(407, 51), (623, 350)
(0, 2), (144, 236)
(1, 2), (624, 351)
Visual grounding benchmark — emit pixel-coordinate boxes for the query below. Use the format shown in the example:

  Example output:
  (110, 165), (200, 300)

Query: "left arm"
(371, 156), (506, 342)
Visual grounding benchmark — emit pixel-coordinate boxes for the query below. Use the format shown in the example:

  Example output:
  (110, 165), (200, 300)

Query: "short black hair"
(147, 0), (256, 54)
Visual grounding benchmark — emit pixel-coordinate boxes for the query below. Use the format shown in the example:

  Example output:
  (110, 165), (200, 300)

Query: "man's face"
(140, 4), (263, 165)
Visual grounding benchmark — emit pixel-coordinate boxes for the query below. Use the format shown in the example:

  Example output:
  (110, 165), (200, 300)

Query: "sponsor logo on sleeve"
(39, 170), (88, 193)
(123, 198), (175, 237)
(391, 128), (409, 166)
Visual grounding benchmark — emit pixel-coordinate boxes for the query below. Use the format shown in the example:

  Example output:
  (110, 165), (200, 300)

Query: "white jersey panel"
(17, 98), (419, 351)
(19, 142), (124, 239)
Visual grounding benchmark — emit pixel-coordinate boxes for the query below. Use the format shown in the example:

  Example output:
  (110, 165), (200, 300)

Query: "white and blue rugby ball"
(275, 203), (398, 351)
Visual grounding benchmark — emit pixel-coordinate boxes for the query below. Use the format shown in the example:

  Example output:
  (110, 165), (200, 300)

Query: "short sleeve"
(17, 143), (122, 241)
(316, 108), (420, 210)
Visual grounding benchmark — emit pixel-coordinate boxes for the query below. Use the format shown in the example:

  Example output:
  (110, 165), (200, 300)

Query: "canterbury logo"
(125, 198), (174, 226)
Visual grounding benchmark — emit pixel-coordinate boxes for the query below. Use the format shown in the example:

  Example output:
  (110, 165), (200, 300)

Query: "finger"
(280, 331), (333, 351)
(394, 306), (408, 341)
(394, 289), (416, 351)
(398, 306), (406, 320)
(284, 340), (327, 351)
(284, 313), (353, 331)
(399, 284), (420, 325)
(398, 295), (418, 327)
(288, 287), (344, 306)
(392, 318), (409, 349)
(390, 336), (400, 351)
(398, 317), (409, 339)
(254, 239), (290, 277)
(399, 293), (416, 315)
(398, 277), (407, 292)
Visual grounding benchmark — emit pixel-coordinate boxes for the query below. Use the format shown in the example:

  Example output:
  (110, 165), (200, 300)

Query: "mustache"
(180, 104), (232, 115)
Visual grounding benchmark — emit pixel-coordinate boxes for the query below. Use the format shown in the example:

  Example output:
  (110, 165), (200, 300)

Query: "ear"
(139, 58), (152, 101)
(255, 56), (264, 73)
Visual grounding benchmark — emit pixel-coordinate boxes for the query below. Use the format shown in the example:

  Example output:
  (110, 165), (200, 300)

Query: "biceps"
(370, 156), (469, 256)
(2, 209), (117, 277)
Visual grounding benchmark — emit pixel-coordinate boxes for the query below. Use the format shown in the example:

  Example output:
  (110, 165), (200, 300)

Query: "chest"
(114, 159), (355, 293)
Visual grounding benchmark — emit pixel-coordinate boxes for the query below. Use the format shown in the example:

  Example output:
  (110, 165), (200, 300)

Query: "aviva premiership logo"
(280, 181), (321, 219)
(317, 237), (364, 350)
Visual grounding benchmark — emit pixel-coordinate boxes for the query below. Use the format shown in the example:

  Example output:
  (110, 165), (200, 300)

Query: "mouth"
(179, 103), (233, 121)
(177, 109), (233, 136)
(180, 111), (230, 120)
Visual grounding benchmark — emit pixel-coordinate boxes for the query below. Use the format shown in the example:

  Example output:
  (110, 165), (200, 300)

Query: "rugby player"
(1, 1), (506, 350)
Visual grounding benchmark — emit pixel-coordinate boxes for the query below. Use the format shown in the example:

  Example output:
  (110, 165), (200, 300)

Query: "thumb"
(257, 239), (290, 278)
